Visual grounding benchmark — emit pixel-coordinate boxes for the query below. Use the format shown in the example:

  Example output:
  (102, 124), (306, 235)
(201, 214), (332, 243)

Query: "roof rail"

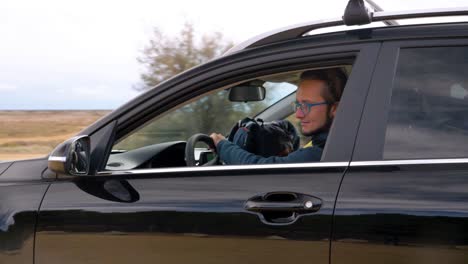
(225, 7), (468, 55)
(343, 0), (398, 26)
(364, 0), (399, 26)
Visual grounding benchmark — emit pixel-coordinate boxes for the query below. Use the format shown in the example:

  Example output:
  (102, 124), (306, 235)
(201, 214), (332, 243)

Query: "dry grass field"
(0, 110), (110, 161)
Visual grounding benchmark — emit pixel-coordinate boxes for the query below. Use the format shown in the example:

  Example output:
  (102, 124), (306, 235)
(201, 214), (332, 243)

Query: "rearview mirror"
(48, 135), (91, 177)
(229, 81), (266, 102)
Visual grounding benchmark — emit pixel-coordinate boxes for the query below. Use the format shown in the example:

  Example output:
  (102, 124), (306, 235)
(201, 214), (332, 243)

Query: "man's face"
(295, 79), (337, 136)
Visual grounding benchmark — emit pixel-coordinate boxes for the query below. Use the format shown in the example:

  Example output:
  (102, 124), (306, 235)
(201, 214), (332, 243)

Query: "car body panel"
(0, 159), (48, 181)
(333, 163), (468, 264)
(36, 167), (344, 264)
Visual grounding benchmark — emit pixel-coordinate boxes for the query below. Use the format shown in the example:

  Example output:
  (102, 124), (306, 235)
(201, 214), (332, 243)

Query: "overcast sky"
(1, 0), (467, 110)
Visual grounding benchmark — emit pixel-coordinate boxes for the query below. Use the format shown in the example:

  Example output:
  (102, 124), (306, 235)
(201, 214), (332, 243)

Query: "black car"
(2, 1), (468, 263)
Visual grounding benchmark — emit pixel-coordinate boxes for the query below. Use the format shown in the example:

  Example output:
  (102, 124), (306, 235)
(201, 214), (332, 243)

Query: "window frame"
(352, 38), (468, 162)
(90, 42), (381, 174)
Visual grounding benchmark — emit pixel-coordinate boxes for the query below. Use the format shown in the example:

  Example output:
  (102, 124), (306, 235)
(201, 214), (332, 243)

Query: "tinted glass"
(384, 47), (468, 159)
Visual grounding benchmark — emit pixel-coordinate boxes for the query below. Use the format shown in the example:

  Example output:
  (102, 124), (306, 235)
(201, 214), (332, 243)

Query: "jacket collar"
(310, 131), (328, 149)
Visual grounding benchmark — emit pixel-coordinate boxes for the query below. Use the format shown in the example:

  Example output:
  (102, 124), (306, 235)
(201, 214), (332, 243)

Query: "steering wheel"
(185, 133), (219, 166)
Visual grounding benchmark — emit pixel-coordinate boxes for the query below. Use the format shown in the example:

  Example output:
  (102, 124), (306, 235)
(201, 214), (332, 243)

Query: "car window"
(105, 66), (350, 170)
(384, 46), (468, 159)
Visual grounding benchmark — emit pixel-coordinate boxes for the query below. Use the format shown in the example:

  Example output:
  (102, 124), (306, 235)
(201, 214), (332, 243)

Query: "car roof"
(224, 6), (468, 56)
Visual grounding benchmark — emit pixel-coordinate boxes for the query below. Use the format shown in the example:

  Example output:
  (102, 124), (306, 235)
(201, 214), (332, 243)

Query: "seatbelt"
(303, 141), (313, 148)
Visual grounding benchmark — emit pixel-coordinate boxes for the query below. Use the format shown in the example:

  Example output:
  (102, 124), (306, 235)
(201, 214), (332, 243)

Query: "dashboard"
(106, 141), (187, 170)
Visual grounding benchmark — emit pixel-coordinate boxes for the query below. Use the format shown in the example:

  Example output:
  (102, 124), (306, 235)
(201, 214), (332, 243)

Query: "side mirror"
(48, 135), (91, 177)
(229, 81), (266, 102)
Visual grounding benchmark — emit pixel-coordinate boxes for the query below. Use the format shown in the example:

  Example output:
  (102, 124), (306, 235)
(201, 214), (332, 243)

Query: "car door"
(333, 39), (468, 264)
(35, 42), (380, 264)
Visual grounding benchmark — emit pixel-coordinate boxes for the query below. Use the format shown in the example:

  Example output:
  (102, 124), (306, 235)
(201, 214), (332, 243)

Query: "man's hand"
(210, 133), (226, 147)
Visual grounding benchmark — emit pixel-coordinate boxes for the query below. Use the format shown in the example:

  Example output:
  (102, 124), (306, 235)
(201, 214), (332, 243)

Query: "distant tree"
(136, 22), (234, 90)
(115, 23), (251, 150)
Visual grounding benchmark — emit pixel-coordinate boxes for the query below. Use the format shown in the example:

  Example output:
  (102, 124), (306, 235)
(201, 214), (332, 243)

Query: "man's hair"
(299, 68), (347, 104)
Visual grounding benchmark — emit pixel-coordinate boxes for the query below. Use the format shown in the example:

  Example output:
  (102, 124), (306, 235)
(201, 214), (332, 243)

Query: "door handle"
(244, 192), (322, 225)
(245, 201), (308, 211)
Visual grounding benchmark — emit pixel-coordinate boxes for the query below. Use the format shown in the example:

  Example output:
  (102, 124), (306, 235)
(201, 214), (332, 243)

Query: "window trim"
(350, 158), (468, 167)
(98, 161), (349, 177)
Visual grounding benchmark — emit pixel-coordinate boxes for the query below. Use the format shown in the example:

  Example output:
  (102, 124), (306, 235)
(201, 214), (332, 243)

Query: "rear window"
(384, 46), (468, 159)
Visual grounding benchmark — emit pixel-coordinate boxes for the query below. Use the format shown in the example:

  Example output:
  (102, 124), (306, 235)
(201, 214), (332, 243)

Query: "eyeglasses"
(292, 101), (328, 115)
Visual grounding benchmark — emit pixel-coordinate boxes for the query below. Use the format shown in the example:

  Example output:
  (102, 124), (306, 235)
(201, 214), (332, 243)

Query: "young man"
(210, 68), (346, 164)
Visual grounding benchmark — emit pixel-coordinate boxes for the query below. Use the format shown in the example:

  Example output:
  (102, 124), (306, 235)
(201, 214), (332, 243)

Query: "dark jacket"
(217, 132), (328, 165)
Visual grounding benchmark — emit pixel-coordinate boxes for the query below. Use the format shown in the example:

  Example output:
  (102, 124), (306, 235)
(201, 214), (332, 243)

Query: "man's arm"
(216, 139), (322, 165)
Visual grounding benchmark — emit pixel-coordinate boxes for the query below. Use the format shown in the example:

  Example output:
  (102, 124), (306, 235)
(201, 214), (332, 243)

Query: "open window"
(104, 66), (352, 171)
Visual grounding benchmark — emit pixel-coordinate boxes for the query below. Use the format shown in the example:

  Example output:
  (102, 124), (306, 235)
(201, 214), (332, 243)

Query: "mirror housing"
(48, 135), (91, 177)
(229, 81), (266, 102)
